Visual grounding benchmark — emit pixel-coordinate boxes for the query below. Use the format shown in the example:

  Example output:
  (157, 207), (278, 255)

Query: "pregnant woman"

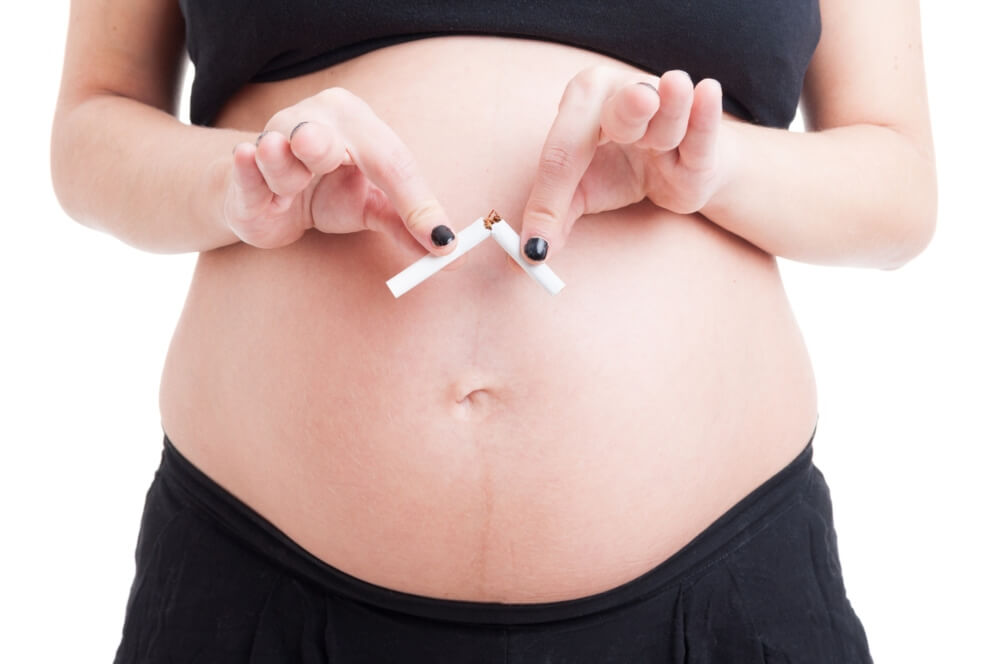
(51, 0), (936, 662)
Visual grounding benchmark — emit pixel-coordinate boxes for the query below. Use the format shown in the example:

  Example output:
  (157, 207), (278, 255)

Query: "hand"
(518, 66), (730, 263)
(224, 87), (460, 258)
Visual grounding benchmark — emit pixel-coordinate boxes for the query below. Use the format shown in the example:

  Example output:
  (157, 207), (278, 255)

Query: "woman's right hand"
(224, 87), (459, 256)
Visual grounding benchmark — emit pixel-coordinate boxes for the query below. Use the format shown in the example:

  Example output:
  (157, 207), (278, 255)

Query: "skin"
(51, 0), (935, 263)
(226, 89), (469, 257)
(51, 0), (936, 603)
(513, 2), (937, 269)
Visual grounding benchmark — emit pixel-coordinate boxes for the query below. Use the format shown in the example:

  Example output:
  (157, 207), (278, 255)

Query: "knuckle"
(560, 73), (599, 110)
(573, 64), (609, 85)
(293, 129), (338, 165)
(606, 102), (637, 135)
(402, 199), (440, 232)
(304, 146), (341, 174)
(538, 143), (575, 177)
(261, 150), (291, 176)
(267, 108), (295, 132)
(321, 86), (358, 116)
(292, 134), (322, 161)
(318, 86), (346, 104)
(567, 65), (609, 96)
(659, 104), (691, 127)
(657, 126), (686, 151)
(660, 92), (692, 120)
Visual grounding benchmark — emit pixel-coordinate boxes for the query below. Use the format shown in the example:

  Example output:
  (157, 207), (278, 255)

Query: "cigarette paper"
(385, 218), (492, 298)
(489, 220), (565, 295)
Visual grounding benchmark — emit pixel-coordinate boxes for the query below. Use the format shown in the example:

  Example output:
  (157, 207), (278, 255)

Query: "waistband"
(158, 422), (817, 626)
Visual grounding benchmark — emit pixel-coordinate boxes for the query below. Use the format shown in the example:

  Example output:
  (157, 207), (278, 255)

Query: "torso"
(159, 35), (818, 603)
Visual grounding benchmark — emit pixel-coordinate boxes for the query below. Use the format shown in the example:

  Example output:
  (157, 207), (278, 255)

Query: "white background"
(2, 3), (997, 662)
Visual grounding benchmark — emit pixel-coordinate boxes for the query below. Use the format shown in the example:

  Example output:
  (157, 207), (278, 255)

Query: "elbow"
(879, 157), (938, 271)
(879, 212), (936, 270)
(49, 111), (90, 228)
(50, 164), (85, 229)
(49, 123), (74, 220)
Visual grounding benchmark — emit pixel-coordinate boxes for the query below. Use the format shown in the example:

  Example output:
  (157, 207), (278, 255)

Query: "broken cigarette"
(487, 218), (566, 295)
(385, 209), (566, 297)
(385, 218), (492, 298)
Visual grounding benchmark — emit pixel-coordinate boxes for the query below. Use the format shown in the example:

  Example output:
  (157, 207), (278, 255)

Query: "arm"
(50, 1), (462, 256)
(699, 0), (937, 270)
(50, 0), (251, 253)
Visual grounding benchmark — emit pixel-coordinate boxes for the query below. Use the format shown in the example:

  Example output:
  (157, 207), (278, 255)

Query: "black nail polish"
(431, 225), (455, 246)
(290, 121), (309, 140)
(524, 237), (548, 261)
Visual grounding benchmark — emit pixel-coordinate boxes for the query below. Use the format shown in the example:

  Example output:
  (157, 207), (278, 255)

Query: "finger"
(677, 78), (722, 173)
(384, 210), (430, 259)
(255, 130), (314, 199)
(520, 85), (604, 263)
(231, 143), (273, 217)
(597, 79), (661, 146)
(338, 96), (458, 257)
(288, 121), (353, 175)
(636, 70), (695, 152)
(227, 143), (305, 247)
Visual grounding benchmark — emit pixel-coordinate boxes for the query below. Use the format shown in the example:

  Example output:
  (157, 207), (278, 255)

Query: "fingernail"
(636, 81), (659, 94)
(524, 236), (548, 262)
(431, 225), (455, 247)
(255, 131), (269, 147)
(290, 121), (309, 140)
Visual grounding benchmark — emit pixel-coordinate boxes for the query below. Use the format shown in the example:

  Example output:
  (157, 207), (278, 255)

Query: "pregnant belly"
(158, 35), (818, 603)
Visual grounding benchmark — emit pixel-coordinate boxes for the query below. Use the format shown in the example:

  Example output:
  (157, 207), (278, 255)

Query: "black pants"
(113, 426), (873, 663)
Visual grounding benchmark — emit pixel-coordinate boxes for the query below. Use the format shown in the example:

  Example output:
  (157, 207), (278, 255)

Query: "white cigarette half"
(489, 220), (566, 295)
(385, 218), (492, 298)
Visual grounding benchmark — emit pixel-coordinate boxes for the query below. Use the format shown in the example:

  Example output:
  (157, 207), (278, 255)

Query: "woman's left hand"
(518, 65), (731, 263)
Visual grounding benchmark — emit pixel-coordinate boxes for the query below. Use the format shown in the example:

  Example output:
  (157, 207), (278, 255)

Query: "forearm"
(51, 93), (255, 253)
(700, 120), (937, 270)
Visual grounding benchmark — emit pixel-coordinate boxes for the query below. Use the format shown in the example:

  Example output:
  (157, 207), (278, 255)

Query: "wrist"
(699, 118), (746, 221)
(202, 149), (243, 249)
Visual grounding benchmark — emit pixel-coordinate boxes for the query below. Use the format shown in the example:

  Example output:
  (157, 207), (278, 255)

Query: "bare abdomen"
(158, 35), (817, 602)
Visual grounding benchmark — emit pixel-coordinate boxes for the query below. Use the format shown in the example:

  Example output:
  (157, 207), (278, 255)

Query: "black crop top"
(178, 1), (821, 130)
